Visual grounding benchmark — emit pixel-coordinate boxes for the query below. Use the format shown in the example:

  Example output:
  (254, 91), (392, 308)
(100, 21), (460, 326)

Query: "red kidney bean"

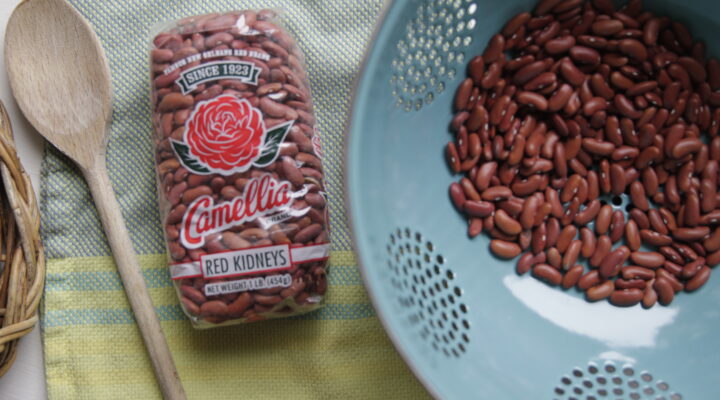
(533, 263), (563, 286)
(532, 223), (548, 255)
(618, 38), (647, 61)
(546, 35), (577, 54)
(454, 78), (473, 111)
(609, 163), (626, 195)
(640, 230), (672, 247)
(570, 45), (601, 65)
(686, 266), (711, 292)
(643, 17), (661, 45)
(503, 12), (531, 37)
(517, 91), (549, 110)
(514, 60), (550, 85)
(460, 178), (481, 202)
(580, 227), (596, 258)
(449, 183), (466, 211)
(622, 266), (655, 280)
(629, 209), (650, 230)
(593, 204), (611, 235)
(559, 58), (586, 86)
(562, 240), (582, 269)
(555, 225), (576, 253)
(491, 240), (523, 259)
(673, 243), (700, 262)
(624, 219), (640, 251)
(481, 62), (503, 90)
(561, 198), (581, 226)
(468, 218), (484, 238)
(654, 278), (675, 305)
(599, 246), (630, 279)
(642, 284), (658, 308)
(658, 269), (685, 292)
(520, 196), (541, 230)
(562, 264), (584, 289)
(648, 209), (669, 235)
(708, 249), (720, 266)
(700, 210), (720, 226)
(517, 252), (536, 275)
(482, 186), (514, 201)
(483, 34), (506, 63)
(574, 199), (600, 226)
(614, 94), (643, 119)
(592, 19), (624, 36)
(546, 217), (561, 247)
(609, 211), (625, 243)
(674, 227), (711, 242)
(630, 251), (665, 268)
(577, 270), (600, 291)
(464, 200), (495, 218)
(703, 228), (720, 252)
(681, 258), (706, 279)
(469, 56), (485, 85)
(610, 288), (643, 307)
(587, 280), (615, 301)
(495, 209), (523, 235)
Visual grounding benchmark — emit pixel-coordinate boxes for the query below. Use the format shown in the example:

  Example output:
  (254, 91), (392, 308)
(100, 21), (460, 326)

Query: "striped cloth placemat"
(39, 0), (428, 398)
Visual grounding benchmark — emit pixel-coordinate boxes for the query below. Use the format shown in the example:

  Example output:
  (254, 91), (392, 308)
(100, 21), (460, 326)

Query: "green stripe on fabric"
(42, 303), (376, 328)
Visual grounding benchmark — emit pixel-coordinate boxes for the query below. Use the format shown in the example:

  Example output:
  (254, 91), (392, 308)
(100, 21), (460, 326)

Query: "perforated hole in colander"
(390, 0), (478, 111)
(387, 227), (469, 358)
(553, 361), (682, 400)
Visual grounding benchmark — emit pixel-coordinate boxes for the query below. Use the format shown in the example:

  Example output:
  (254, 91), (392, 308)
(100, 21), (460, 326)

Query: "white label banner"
(200, 244), (291, 279)
(169, 243), (330, 280)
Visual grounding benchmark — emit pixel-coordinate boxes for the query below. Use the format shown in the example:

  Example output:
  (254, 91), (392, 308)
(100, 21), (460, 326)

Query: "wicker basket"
(0, 100), (44, 376)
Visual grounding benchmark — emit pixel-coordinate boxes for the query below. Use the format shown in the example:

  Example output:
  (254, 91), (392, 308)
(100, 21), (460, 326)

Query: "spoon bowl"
(5, 0), (110, 167)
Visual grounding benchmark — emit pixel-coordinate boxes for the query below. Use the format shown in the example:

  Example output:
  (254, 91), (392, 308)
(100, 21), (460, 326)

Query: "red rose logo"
(185, 95), (266, 173)
(171, 94), (294, 176)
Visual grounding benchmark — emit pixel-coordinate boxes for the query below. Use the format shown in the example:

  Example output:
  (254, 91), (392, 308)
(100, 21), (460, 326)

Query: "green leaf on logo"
(170, 139), (211, 174)
(254, 121), (294, 167)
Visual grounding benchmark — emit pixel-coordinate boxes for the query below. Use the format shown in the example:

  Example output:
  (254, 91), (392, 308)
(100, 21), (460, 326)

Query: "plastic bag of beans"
(149, 10), (329, 328)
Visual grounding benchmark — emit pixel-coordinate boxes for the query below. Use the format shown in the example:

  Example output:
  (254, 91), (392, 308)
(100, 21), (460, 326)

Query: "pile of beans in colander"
(447, 0), (720, 307)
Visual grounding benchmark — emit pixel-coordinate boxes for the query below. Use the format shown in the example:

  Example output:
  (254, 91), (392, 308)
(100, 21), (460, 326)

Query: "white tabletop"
(0, 0), (50, 399)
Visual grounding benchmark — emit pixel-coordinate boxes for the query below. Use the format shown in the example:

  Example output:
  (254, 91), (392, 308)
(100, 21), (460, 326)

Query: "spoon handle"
(84, 161), (186, 400)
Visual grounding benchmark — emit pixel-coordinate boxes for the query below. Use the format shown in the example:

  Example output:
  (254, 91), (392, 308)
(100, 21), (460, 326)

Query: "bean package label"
(151, 10), (329, 327)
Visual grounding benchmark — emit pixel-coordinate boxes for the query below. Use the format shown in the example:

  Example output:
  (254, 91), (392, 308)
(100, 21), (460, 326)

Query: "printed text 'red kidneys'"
(181, 174), (293, 248)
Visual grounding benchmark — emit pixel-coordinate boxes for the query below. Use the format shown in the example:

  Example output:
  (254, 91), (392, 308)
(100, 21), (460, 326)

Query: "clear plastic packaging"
(149, 10), (329, 328)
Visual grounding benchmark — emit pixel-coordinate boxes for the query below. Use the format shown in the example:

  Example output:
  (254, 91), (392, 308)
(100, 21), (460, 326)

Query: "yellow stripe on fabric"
(45, 253), (167, 274)
(330, 250), (357, 266)
(44, 320), (429, 400)
(45, 251), (366, 309)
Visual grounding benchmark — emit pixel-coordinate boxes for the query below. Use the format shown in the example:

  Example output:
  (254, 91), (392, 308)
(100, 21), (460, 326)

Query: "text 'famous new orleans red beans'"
(448, 0), (720, 308)
(150, 10), (329, 327)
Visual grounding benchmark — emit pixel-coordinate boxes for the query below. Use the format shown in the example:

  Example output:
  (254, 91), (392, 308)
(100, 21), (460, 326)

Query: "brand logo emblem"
(171, 95), (293, 175)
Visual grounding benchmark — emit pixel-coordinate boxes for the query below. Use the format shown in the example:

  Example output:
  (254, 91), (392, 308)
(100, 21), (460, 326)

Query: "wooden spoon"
(4, 0), (186, 398)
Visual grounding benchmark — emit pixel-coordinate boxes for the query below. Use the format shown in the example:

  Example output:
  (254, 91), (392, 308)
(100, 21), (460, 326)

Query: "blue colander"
(346, 0), (720, 398)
